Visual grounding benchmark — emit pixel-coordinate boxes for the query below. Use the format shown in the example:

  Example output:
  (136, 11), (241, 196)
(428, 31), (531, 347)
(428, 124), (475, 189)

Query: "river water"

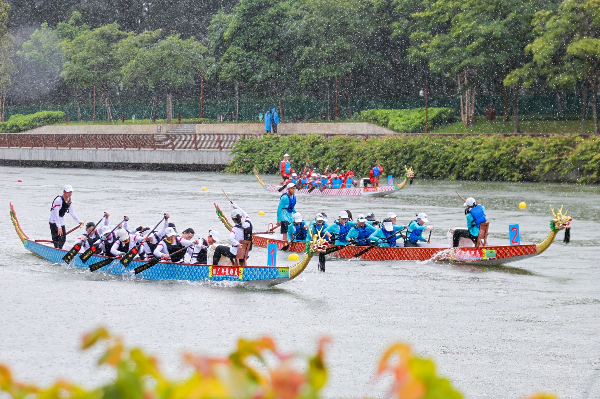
(1, 166), (599, 399)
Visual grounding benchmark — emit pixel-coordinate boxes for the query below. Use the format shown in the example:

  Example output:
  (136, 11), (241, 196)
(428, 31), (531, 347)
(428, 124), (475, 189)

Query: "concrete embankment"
(0, 122), (391, 171)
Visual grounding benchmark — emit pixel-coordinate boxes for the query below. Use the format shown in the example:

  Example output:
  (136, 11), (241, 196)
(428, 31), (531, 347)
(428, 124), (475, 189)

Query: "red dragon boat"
(254, 167), (415, 197)
(216, 203), (571, 266)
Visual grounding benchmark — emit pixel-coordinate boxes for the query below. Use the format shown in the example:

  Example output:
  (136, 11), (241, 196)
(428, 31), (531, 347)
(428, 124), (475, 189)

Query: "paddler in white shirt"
(49, 184), (83, 249)
(74, 212), (110, 252)
(153, 227), (197, 263)
(111, 227), (141, 257)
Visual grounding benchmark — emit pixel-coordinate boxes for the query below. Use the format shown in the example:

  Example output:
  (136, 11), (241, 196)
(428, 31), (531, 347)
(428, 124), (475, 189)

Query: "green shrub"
(226, 134), (598, 183)
(355, 107), (456, 133)
(0, 111), (66, 133)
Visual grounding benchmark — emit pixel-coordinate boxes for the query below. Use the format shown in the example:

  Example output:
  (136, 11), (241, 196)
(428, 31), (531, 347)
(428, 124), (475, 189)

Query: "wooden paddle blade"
(62, 243), (82, 263)
(120, 244), (141, 267)
(308, 187), (316, 193)
(89, 257), (115, 272)
(278, 185), (286, 192)
(134, 257), (160, 275)
(79, 245), (100, 263)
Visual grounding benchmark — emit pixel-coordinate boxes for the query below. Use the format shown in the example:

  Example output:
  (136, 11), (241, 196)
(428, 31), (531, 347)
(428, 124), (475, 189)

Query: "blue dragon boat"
(10, 203), (328, 287)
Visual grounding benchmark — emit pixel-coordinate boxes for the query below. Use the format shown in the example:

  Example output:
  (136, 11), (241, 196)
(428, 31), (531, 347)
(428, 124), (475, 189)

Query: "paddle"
(255, 222), (280, 235)
(134, 244), (193, 275)
(353, 228), (407, 258)
(88, 256), (117, 272)
(456, 190), (466, 203)
(81, 218), (127, 263)
(222, 189), (233, 204)
(120, 215), (166, 267)
(62, 216), (104, 264)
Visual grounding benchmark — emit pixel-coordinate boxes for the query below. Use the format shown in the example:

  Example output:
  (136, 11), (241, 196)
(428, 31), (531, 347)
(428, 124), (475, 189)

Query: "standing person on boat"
(287, 213), (310, 243)
(453, 197), (487, 247)
(153, 227), (196, 262)
(369, 218), (406, 247)
(74, 212), (110, 252)
(49, 185), (83, 249)
(280, 153), (294, 183)
(212, 205), (253, 265)
(277, 183), (297, 246)
(326, 211), (357, 246)
(369, 164), (384, 187)
(348, 214), (377, 245)
(189, 230), (220, 264)
(405, 213), (433, 247)
(264, 109), (272, 133)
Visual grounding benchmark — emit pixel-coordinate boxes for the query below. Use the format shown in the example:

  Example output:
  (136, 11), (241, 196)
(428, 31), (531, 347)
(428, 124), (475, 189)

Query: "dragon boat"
(216, 203), (572, 266)
(10, 203), (328, 287)
(254, 167), (415, 197)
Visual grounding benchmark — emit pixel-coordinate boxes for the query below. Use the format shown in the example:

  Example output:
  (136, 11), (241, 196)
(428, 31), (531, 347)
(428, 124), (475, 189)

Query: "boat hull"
(252, 233), (538, 266)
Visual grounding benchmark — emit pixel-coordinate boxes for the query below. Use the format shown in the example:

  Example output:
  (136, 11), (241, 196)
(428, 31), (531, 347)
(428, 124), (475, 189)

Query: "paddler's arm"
(368, 230), (384, 246)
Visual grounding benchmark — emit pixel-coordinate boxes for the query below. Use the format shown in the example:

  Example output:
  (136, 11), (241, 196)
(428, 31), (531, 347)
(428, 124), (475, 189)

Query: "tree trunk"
(458, 73), (465, 126)
(513, 85), (519, 134)
(556, 90), (564, 116)
(104, 95), (112, 123)
(591, 76), (598, 135)
(457, 70), (475, 126)
(166, 92), (173, 123)
(335, 76), (339, 119)
(152, 93), (158, 122)
(234, 81), (240, 122)
(200, 71), (204, 119)
(503, 62), (509, 121)
(581, 81), (588, 133)
(345, 76), (351, 119)
(274, 83), (284, 120)
(0, 91), (5, 122)
(93, 86), (97, 121)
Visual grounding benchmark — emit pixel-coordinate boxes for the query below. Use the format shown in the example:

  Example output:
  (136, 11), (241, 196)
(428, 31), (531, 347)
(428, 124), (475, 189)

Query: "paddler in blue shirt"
(348, 214), (377, 245)
(405, 213), (434, 247)
(369, 218), (406, 247)
(277, 183), (297, 246)
(326, 210), (357, 246)
(453, 197), (486, 247)
(287, 213), (310, 243)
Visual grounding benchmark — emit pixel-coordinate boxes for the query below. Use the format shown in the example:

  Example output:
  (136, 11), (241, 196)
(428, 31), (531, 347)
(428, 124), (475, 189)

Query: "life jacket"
(345, 177), (353, 187)
(51, 195), (71, 217)
(281, 160), (291, 174)
(320, 177), (328, 185)
(163, 237), (184, 262)
(281, 193), (296, 212)
(336, 221), (351, 242)
(101, 234), (116, 255)
(382, 228), (398, 247)
(312, 222), (326, 236)
(292, 222), (308, 241)
(332, 178), (342, 189)
(372, 167), (381, 177)
(140, 237), (159, 260)
(300, 177), (308, 185)
(235, 220), (253, 250)
(407, 220), (422, 243)
(192, 238), (208, 264)
(353, 224), (371, 243)
(115, 239), (131, 254)
(86, 231), (100, 248)
(290, 177), (298, 184)
(468, 205), (486, 228)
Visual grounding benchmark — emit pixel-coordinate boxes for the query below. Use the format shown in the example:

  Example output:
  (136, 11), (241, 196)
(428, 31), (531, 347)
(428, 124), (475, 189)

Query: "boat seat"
(234, 240), (251, 266)
(475, 222), (489, 248)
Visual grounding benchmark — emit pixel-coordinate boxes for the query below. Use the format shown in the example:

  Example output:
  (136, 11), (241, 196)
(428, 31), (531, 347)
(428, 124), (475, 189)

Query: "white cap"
(386, 212), (397, 218)
(208, 230), (220, 240)
(99, 226), (111, 235)
(357, 214), (367, 222)
(292, 172), (297, 177)
(286, 183), (296, 189)
(165, 227), (176, 237)
(383, 221), (394, 232)
(315, 214), (324, 221)
(339, 211), (349, 219)
(62, 184), (74, 192)
(465, 197), (476, 207)
(293, 213), (303, 222)
(117, 229), (129, 241)
(284, 153), (289, 157)
(417, 213), (429, 223)
(231, 209), (243, 219)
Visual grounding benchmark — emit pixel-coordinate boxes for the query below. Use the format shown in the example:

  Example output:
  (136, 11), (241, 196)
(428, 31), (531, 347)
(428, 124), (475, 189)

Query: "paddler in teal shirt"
(369, 217), (406, 247)
(405, 212), (433, 247)
(326, 210), (357, 246)
(277, 183), (297, 246)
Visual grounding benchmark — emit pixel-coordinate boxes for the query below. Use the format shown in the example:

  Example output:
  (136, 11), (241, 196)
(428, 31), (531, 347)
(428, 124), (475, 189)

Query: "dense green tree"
(0, 0), (14, 121)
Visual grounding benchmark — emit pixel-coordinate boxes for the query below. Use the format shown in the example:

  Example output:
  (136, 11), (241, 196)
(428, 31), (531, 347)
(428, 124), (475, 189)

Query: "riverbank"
(227, 134), (600, 184)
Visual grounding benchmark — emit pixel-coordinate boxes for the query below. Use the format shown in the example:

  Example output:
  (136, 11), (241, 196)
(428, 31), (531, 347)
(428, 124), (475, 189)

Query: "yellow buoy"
(202, 187), (207, 191)
(519, 202), (527, 209)
(288, 253), (300, 261)
(258, 211), (265, 215)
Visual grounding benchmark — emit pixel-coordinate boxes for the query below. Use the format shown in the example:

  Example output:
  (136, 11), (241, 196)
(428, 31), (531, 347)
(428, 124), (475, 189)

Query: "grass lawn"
(430, 117), (597, 134)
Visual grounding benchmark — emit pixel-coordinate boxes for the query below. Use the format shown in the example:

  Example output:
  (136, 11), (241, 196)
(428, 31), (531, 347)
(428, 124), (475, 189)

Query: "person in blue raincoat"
(326, 210), (357, 246)
(453, 197), (486, 247)
(272, 108), (280, 133)
(369, 218), (406, 247)
(264, 109), (272, 133)
(277, 183), (297, 245)
(287, 213), (310, 243)
(347, 214), (377, 246)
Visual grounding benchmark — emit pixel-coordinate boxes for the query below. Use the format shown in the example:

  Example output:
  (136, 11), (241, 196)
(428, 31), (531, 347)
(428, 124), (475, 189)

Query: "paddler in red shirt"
(280, 153), (293, 184)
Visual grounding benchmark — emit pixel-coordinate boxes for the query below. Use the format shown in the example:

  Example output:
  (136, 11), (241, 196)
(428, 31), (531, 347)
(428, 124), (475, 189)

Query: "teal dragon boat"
(10, 204), (328, 287)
